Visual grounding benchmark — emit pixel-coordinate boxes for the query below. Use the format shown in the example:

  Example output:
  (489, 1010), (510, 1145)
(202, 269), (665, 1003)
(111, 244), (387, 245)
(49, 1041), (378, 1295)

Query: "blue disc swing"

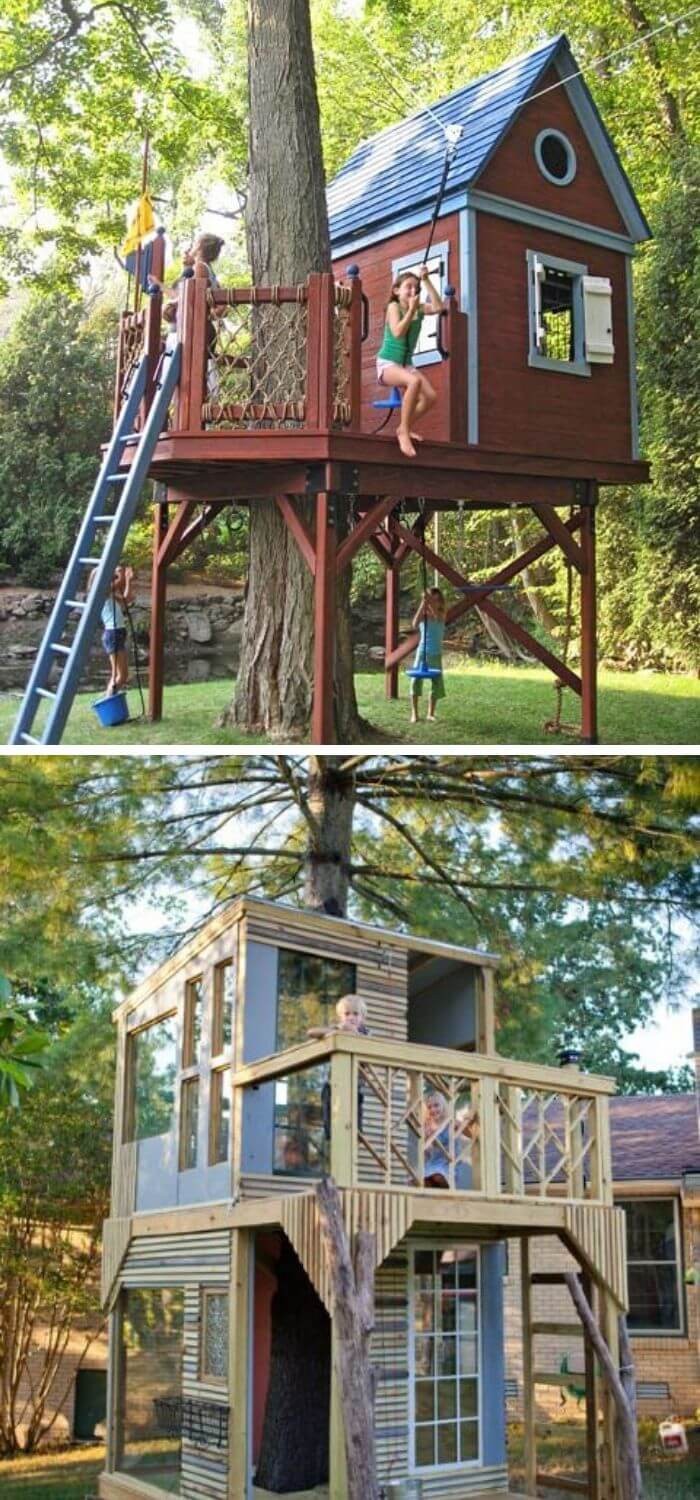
(405, 525), (442, 684)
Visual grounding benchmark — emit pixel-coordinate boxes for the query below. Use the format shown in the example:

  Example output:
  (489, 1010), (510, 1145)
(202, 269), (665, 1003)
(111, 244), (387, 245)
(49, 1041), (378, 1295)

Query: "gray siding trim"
(463, 188), (636, 255)
(625, 256), (640, 459)
(460, 207), (479, 444)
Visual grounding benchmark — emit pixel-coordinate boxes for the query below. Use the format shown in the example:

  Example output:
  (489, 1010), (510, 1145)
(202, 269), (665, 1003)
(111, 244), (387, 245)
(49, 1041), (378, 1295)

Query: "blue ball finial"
(346, 263), (360, 278)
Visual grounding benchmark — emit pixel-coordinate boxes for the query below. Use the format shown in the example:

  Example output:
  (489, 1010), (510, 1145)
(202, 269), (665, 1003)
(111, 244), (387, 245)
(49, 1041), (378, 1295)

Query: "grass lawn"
(507, 1419), (700, 1498)
(1, 1425), (698, 1497)
(1, 662), (698, 746)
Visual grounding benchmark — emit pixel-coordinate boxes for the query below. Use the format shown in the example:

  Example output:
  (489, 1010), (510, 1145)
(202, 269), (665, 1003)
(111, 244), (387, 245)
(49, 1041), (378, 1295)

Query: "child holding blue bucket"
(88, 564), (134, 698)
(410, 587), (447, 724)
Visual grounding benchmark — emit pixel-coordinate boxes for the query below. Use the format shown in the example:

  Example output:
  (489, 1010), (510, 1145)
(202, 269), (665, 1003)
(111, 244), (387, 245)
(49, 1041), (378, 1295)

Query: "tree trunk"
(316, 1178), (380, 1500)
(564, 1273), (643, 1500)
(221, 0), (361, 739)
(303, 756), (357, 913)
(255, 1238), (331, 1492)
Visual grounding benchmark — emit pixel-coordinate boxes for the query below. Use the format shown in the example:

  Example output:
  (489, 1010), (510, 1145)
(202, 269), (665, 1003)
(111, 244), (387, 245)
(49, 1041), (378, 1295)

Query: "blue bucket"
(92, 692), (130, 728)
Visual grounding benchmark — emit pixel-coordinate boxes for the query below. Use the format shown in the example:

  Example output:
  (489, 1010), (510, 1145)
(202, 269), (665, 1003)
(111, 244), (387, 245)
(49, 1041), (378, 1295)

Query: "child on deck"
(376, 264), (444, 458)
(307, 993), (370, 1040)
(410, 587), (447, 724)
(88, 564), (134, 697)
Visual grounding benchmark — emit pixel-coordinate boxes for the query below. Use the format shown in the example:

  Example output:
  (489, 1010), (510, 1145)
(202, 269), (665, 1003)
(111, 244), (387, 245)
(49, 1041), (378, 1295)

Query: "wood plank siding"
(331, 211), (461, 443)
(476, 213), (632, 460)
(477, 66), (628, 235)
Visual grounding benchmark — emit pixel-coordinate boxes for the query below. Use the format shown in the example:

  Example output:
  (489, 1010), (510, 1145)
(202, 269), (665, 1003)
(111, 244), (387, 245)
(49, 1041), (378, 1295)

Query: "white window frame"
(408, 1242), (482, 1475)
(391, 240), (449, 367)
(534, 128), (577, 187)
(619, 1195), (685, 1337)
(526, 248), (590, 378)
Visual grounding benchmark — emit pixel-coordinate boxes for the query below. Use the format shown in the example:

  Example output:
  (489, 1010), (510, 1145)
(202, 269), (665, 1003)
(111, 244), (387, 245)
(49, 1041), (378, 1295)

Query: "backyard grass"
(1, 661), (698, 746)
(1, 1425), (698, 1497)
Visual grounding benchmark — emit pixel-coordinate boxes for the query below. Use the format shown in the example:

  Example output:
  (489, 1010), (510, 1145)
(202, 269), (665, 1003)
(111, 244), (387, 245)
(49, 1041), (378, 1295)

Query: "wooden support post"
(385, 559), (400, 699)
(521, 1237), (537, 1495)
(330, 1050), (355, 1187)
(149, 492), (169, 721)
(312, 491), (337, 744)
(229, 1228), (252, 1500)
(174, 272), (196, 431)
(306, 272), (335, 431)
(478, 967), (497, 1054)
(188, 259), (210, 434)
(580, 490), (598, 743)
(582, 1271), (602, 1500)
(348, 270), (363, 431)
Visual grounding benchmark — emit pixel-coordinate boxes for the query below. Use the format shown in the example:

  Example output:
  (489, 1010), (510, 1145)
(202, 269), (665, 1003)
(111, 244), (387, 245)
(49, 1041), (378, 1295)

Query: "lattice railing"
(497, 1084), (597, 1199)
(355, 1060), (478, 1191)
(202, 285), (309, 429)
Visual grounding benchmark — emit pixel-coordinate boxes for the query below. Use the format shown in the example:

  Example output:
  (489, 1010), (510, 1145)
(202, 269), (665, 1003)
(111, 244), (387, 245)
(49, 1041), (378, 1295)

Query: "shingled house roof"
(608, 1094), (700, 1182)
(327, 33), (650, 251)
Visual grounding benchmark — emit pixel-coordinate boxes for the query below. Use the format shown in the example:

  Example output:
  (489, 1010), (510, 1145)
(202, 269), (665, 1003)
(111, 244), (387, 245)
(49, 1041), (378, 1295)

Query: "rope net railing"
(332, 281), (353, 427)
(116, 309), (146, 407)
(201, 284), (308, 429)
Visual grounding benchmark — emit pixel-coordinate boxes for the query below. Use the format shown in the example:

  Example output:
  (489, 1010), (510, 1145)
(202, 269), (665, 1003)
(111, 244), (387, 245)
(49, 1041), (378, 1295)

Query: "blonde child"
(376, 264), (444, 457)
(411, 587), (447, 724)
(307, 993), (369, 1040)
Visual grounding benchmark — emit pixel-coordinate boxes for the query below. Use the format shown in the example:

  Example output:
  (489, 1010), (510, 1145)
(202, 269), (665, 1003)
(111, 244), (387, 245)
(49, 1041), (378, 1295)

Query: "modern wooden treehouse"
(100, 897), (628, 1500)
(10, 34), (650, 746)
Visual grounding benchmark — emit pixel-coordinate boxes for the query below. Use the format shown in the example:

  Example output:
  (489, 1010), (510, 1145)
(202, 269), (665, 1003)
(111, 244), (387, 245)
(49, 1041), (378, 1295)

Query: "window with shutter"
(526, 248), (591, 377)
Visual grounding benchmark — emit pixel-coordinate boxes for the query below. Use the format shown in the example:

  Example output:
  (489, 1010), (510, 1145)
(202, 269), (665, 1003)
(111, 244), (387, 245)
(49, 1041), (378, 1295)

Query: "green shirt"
(377, 303), (424, 365)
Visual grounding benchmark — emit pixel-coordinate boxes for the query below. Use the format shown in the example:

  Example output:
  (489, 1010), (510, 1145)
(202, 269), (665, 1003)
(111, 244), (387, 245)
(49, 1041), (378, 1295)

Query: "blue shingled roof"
(327, 34), (649, 248)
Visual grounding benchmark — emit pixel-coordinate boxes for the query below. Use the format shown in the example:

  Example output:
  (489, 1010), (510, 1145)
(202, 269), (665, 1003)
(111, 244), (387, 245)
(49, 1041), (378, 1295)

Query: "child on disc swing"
(376, 264), (444, 457)
(411, 587), (447, 725)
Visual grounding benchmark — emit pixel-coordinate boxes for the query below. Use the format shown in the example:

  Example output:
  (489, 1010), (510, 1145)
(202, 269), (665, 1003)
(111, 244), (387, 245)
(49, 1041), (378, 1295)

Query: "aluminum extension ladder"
(9, 344), (181, 746)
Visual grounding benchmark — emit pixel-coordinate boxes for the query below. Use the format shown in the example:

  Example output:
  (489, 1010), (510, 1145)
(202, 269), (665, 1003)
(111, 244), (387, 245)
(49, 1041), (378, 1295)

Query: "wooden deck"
(140, 426), (649, 505)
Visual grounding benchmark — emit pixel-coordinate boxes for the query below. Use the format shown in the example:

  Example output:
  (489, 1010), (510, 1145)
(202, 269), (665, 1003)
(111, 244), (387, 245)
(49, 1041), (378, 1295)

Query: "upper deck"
(119, 259), (649, 511)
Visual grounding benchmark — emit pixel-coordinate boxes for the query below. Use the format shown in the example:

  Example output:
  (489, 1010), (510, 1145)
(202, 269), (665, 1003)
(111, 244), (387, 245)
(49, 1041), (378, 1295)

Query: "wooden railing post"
(187, 258), (210, 434)
(346, 266), (363, 430)
(589, 1095), (613, 1203)
(174, 271), (195, 431)
(444, 287), (468, 446)
(330, 1050), (355, 1187)
(477, 1074), (499, 1197)
(306, 271), (335, 432)
(499, 1083), (524, 1196)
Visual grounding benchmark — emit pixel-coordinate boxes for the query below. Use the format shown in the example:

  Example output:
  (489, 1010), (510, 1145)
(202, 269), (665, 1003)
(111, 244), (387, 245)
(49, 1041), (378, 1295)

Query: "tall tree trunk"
(316, 1179), (380, 1500)
(221, 0), (361, 739)
(303, 756), (357, 913)
(564, 1273), (643, 1500)
(255, 1239), (331, 1491)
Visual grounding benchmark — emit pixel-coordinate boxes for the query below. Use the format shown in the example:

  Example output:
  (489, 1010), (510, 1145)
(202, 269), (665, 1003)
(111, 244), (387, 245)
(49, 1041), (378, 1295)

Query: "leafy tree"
(0, 977), (49, 1108)
(0, 1058), (112, 1454)
(0, 294), (113, 583)
(1, 754), (697, 1089)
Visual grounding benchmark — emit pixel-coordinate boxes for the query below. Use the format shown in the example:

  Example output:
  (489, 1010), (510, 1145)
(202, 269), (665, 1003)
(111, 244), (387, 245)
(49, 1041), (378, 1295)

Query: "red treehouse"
(10, 35), (650, 747)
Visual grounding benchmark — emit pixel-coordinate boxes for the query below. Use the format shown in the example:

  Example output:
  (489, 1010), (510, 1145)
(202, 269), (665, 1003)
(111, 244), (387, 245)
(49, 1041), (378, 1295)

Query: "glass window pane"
(457, 1298), (477, 1335)
(627, 1264), (680, 1331)
(460, 1377), (478, 1417)
(276, 949), (356, 1049)
(213, 962), (235, 1056)
(210, 1069), (231, 1166)
(415, 1380), (434, 1422)
(202, 1293), (228, 1380)
(439, 1294), (456, 1333)
(436, 1337), (457, 1375)
(437, 1423), (458, 1465)
(180, 1078), (199, 1171)
(130, 1016), (177, 1141)
(414, 1337), (434, 1376)
(120, 1287), (184, 1493)
(440, 1254), (458, 1288)
(437, 1380), (457, 1419)
(624, 1200), (677, 1263)
(456, 1250), (478, 1288)
(183, 978), (203, 1068)
(414, 1293), (434, 1332)
(459, 1336), (478, 1375)
(414, 1251), (434, 1277)
(273, 1064), (330, 1176)
(415, 1425), (434, 1468)
(459, 1419), (479, 1461)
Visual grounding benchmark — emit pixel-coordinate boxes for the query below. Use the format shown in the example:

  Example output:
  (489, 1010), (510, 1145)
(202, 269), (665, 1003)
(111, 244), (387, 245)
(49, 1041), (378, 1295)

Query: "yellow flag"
(121, 194), (156, 258)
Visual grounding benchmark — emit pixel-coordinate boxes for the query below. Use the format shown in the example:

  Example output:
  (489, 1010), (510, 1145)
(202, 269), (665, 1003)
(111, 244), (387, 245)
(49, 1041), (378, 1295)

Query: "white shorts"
(376, 357), (397, 384)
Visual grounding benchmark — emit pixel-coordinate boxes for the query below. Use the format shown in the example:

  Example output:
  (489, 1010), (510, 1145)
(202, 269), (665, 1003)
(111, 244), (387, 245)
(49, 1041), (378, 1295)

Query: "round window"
(534, 129), (577, 186)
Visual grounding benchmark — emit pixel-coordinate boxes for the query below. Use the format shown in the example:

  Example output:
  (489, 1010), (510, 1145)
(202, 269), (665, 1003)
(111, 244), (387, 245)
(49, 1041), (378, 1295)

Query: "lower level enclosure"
(100, 1227), (510, 1499)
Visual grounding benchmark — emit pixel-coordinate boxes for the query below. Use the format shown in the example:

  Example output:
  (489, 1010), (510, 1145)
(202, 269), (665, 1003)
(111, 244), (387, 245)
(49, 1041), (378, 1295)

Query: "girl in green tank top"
(376, 264), (444, 457)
